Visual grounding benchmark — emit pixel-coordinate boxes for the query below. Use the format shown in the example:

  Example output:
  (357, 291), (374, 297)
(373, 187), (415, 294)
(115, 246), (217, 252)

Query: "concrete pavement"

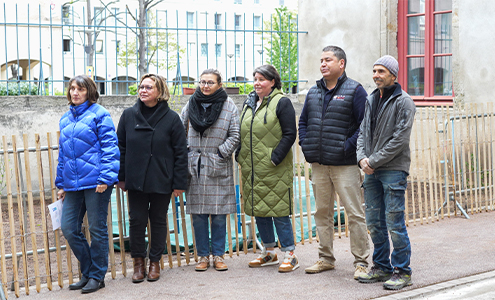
(11, 211), (495, 300)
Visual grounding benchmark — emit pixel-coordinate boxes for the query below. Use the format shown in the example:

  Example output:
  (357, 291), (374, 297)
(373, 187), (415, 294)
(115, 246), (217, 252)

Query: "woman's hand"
(96, 184), (108, 193)
(117, 181), (126, 191)
(173, 189), (184, 197)
(57, 189), (66, 202)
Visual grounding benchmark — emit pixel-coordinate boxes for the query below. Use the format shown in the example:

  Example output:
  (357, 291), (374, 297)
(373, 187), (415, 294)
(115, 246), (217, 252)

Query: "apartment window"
(95, 40), (103, 54)
(94, 7), (104, 25)
(235, 15), (241, 30)
(234, 0), (242, 3)
(253, 16), (261, 29)
(279, 0), (284, 6)
(398, 0), (453, 104)
(188, 42), (195, 57)
(187, 12), (194, 28)
(62, 5), (71, 25)
(63, 39), (71, 52)
(254, 0), (259, 3)
(215, 13), (222, 29)
(235, 44), (241, 58)
(201, 43), (208, 57)
(111, 8), (121, 22)
(215, 44), (222, 57)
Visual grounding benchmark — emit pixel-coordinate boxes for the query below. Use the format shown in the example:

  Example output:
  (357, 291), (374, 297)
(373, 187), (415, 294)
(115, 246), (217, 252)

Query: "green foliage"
(263, 7), (298, 93)
(128, 84), (138, 95)
(0, 82), (39, 96)
(224, 82), (254, 94)
(118, 12), (185, 72)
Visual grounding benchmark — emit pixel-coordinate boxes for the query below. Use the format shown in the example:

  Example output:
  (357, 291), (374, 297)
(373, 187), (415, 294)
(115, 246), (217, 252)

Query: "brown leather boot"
(132, 257), (146, 283)
(147, 261), (160, 281)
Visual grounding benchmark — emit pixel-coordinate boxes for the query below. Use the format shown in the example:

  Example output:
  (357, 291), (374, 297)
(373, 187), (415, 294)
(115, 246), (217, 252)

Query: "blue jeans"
(192, 214), (227, 257)
(256, 216), (295, 252)
(61, 187), (113, 281)
(363, 170), (411, 275)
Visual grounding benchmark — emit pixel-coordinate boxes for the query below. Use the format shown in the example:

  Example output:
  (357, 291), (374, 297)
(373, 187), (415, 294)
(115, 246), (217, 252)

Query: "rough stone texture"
(0, 94), (301, 139)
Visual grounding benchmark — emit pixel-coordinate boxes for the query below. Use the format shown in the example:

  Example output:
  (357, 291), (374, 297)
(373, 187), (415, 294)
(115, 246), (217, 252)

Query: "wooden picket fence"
(0, 103), (494, 298)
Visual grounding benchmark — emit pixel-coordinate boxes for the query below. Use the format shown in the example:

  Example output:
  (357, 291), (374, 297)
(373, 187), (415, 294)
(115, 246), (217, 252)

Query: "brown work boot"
(147, 261), (160, 281)
(213, 255), (228, 271)
(195, 256), (210, 272)
(132, 257), (146, 283)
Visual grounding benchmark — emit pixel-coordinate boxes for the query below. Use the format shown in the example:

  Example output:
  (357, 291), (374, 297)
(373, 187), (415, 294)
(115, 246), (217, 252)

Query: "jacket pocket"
(206, 153), (230, 178)
(187, 152), (199, 178)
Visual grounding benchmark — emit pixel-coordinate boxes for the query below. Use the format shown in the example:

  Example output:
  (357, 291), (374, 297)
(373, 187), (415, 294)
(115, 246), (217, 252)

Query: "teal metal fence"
(0, 2), (306, 96)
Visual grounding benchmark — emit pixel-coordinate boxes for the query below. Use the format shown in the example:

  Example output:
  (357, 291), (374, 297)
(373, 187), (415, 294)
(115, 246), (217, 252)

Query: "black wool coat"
(117, 100), (188, 194)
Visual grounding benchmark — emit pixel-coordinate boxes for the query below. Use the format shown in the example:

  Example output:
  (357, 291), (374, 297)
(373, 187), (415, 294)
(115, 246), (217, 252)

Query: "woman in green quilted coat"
(237, 65), (298, 272)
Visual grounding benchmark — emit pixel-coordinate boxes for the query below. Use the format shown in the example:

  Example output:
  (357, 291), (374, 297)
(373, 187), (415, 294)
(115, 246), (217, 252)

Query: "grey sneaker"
(354, 264), (368, 280)
(358, 265), (392, 283)
(383, 269), (412, 290)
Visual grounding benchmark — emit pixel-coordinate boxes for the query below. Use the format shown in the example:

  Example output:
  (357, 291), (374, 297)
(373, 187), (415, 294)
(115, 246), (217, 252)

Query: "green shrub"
(0, 82), (39, 96)
(224, 82), (254, 94)
(128, 84), (138, 95)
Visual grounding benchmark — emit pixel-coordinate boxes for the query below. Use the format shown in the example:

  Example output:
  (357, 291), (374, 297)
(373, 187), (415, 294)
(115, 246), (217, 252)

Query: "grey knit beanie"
(374, 55), (399, 78)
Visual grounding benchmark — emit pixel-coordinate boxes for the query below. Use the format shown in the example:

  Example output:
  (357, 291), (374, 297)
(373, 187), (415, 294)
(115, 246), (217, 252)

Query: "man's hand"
(359, 158), (375, 175)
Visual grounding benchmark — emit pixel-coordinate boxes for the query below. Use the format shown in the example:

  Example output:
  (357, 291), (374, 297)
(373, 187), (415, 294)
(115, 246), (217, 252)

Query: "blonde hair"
(139, 73), (170, 102)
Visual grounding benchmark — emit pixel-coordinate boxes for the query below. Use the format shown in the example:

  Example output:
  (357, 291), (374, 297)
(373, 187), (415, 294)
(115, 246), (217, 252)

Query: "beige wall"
(298, 0), (398, 98)
(452, 0), (495, 105)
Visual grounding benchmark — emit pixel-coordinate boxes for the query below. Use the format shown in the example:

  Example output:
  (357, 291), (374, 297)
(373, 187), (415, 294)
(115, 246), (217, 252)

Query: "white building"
(0, 0), (298, 95)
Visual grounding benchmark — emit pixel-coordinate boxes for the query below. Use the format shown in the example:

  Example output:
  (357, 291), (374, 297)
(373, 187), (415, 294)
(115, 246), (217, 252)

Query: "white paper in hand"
(48, 200), (64, 230)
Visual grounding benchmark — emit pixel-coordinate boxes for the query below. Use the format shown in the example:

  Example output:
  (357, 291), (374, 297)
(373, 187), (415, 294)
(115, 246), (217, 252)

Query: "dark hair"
(139, 73), (170, 102)
(253, 65), (282, 90)
(322, 45), (347, 68)
(200, 68), (222, 84)
(66, 75), (99, 105)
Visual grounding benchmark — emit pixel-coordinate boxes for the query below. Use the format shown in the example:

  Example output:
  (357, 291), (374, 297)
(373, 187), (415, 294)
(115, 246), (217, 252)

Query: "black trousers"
(128, 190), (171, 262)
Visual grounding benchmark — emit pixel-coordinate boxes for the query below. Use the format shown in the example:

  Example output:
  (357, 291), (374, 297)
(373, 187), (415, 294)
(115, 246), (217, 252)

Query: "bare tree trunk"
(86, 0), (94, 67)
(138, 0), (148, 78)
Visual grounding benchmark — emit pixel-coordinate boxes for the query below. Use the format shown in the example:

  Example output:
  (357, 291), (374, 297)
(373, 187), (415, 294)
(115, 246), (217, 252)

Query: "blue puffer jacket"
(56, 101), (120, 191)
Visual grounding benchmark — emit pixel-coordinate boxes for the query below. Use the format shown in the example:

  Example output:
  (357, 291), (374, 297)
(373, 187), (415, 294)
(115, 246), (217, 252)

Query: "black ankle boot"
(69, 276), (89, 290)
(81, 278), (105, 294)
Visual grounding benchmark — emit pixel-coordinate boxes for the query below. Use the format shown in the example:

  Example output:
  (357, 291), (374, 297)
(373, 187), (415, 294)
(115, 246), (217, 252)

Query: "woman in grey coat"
(181, 69), (240, 272)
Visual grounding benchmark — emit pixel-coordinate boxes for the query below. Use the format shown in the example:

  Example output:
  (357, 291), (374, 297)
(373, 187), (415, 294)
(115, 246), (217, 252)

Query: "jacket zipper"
(250, 106), (255, 216)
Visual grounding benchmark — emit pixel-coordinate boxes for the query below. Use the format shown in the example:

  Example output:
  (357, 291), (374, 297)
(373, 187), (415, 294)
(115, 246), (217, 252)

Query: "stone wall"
(0, 94), (302, 139)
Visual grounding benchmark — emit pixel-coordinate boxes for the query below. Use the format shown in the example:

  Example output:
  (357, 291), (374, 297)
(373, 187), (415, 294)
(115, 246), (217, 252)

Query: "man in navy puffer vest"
(299, 46), (370, 279)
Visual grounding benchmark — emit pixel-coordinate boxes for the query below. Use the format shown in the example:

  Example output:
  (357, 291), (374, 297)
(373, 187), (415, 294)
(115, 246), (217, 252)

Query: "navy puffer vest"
(301, 74), (361, 166)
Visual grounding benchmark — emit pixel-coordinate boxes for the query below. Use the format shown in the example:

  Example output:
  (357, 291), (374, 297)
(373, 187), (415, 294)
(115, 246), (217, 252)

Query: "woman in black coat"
(117, 74), (187, 283)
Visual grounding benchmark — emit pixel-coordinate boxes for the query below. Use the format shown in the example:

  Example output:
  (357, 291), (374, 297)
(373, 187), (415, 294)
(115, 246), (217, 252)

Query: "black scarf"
(188, 87), (228, 134)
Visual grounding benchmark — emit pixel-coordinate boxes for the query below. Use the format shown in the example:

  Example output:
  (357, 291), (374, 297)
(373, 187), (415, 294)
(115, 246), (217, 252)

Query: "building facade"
(298, 0), (494, 106)
(0, 0), (297, 95)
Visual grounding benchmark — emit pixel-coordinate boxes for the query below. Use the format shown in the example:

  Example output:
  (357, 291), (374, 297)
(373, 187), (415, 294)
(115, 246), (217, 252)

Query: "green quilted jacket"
(238, 89), (293, 217)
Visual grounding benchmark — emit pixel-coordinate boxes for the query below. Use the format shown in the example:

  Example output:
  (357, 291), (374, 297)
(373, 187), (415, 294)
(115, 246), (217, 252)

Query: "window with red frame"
(398, 0), (453, 105)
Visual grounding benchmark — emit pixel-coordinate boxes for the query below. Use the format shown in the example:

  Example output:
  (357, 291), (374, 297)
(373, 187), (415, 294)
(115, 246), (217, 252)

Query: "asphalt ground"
(12, 211), (495, 300)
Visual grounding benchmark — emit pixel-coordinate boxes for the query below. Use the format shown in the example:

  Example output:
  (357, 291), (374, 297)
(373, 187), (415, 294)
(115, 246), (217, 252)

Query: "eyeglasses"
(138, 85), (154, 91)
(198, 80), (217, 87)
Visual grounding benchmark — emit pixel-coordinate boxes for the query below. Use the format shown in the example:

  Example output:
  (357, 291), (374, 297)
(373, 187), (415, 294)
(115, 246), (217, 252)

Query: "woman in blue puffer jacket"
(56, 75), (120, 294)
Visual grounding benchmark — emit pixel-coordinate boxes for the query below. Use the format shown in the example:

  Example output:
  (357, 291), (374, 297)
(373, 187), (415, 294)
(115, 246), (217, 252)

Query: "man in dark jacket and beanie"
(356, 55), (416, 290)
(299, 45), (370, 279)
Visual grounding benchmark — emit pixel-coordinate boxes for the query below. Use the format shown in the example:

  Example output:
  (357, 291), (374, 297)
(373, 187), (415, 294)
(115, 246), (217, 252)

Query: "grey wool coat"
(180, 96), (240, 215)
